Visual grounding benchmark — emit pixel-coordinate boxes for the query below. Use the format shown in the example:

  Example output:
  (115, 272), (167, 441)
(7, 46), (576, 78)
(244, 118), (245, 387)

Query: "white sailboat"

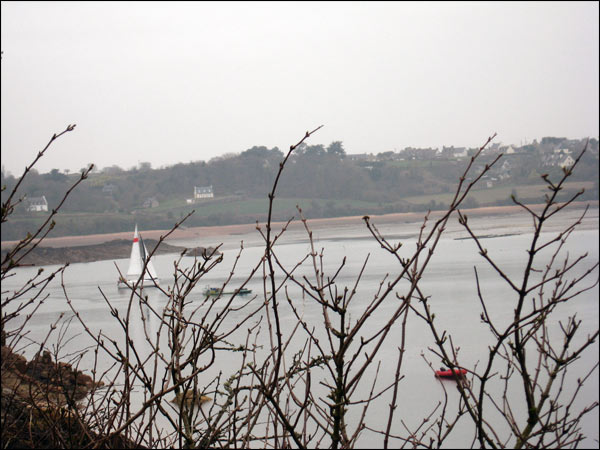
(118, 225), (160, 288)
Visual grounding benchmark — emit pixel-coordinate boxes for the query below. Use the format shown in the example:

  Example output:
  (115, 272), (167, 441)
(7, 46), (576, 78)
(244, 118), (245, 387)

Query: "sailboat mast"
(139, 232), (159, 282)
(139, 233), (147, 266)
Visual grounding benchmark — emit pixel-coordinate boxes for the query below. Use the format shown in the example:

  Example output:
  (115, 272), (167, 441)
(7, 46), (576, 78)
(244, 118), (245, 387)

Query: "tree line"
(1, 137), (598, 240)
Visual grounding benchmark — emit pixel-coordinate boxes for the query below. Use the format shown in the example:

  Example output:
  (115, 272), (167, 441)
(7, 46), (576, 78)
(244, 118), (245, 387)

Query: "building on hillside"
(143, 197), (159, 208)
(486, 142), (502, 154)
(399, 147), (438, 160)
(195, 185), (214, 199)
(347, 153), (375, 162)
(542, 152), (576, 168)
(553, 148), (572, 155)
(559, 155), (576, 169)
(187, 185), (214, 204)
(497, 160), (512, 180)
(26, 195), (48, 212)
(102, 183), (117, 195)
(440, 146), (467, 159)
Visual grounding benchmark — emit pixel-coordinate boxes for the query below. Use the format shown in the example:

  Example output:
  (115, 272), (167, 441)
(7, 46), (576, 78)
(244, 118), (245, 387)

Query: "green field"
(131, 196), (380, 220)
(402, 181), (595, 206)
(2, 181), (596, 241)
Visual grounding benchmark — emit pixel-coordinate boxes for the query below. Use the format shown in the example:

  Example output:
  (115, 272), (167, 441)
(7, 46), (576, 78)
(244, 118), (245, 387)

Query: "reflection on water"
(3, 212), (598, 448)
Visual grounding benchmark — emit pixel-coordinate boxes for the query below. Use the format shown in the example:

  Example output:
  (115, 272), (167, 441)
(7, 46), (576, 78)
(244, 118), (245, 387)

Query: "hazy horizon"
(2, 1), (598, 175)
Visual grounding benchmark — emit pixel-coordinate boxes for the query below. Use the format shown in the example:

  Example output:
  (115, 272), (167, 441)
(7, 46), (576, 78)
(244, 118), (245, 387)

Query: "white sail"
(125, 225), (143, 279)
(119, 224), (159, 287)
(139, 233), (159, 282)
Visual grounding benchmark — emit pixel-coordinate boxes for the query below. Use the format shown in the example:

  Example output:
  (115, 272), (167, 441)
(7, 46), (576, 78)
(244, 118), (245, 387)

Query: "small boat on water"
(435, 367), (467, 379)
(117, 225), (160, 288)
(203, 287), (252, 296)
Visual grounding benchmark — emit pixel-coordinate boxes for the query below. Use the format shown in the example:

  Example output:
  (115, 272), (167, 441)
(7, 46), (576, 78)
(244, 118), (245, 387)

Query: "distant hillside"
(2, 138), (598, 240)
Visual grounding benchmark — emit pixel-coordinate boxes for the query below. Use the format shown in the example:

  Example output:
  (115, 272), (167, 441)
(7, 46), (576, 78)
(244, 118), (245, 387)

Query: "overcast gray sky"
(1, 1), (598, 175)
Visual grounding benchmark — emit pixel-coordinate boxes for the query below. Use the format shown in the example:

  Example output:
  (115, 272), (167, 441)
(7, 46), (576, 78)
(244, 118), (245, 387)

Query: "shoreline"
(2, 201), (598, 250)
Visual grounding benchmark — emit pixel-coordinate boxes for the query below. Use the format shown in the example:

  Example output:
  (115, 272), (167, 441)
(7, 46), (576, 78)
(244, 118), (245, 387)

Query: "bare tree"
(1, 126), (597, 449)
(367, 142), (599, 448)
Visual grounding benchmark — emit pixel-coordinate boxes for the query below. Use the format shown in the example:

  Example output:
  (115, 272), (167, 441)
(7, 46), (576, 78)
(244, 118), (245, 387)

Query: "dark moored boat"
(203, 287), (252, 296)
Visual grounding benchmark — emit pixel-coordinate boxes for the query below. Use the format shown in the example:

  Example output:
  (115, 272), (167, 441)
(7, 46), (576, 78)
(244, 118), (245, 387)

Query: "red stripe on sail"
(133, 238), (139, 242)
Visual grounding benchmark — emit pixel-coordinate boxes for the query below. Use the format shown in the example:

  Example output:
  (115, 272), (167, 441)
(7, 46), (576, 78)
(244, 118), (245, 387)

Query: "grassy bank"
(2, 181), (596, 241)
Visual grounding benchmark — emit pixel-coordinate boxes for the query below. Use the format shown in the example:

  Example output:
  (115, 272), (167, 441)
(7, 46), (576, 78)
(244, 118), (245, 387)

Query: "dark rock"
(0, 239), (219, 266)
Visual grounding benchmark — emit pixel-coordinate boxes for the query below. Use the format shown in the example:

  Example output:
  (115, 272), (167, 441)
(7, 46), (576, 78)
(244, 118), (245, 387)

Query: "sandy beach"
(2, 201), (597, 250)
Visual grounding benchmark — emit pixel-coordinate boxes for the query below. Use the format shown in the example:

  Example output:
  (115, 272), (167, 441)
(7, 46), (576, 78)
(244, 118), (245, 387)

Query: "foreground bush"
(1, 126), (598, 448)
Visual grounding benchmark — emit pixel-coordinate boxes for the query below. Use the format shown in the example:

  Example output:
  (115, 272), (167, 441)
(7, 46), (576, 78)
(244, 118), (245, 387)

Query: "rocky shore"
(1, 346), (99, 409)
(0, 239), (219, 267)
(1, 328), (119, 448)
(2, 202), (596, 267)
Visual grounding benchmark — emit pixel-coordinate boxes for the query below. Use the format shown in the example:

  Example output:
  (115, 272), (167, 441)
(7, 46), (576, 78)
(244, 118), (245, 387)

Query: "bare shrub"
(2, 127), (597, 449)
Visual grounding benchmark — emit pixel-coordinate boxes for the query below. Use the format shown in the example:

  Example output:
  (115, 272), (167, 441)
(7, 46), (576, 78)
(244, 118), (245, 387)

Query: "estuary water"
(3, 207), (599, 448)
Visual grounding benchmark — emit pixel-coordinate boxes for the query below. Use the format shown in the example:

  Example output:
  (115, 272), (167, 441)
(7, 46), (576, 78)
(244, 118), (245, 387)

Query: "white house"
(194, 186), (214, 199)
(559, 155), (575, 169)
(187, 185), (214, 204)
(26, 195), (48, 212)
(455, 148), (469, 158)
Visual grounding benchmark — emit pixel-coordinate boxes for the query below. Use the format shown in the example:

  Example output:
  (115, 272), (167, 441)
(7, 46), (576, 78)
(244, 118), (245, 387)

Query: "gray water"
(3, 208), (599, 448)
